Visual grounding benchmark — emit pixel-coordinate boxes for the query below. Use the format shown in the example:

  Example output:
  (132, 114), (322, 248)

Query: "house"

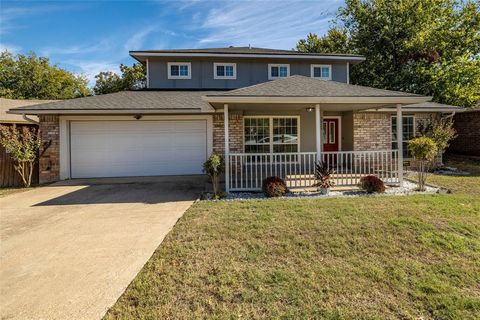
(7, 47), (463, 191)
(0, 98), (55, 187)
(448, 108), (480, 156)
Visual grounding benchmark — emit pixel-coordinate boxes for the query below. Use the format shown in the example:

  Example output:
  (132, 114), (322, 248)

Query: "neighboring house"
(0, 98), (55, 187)
(448, 108), (480, 156)
(8, 47), (463, 191)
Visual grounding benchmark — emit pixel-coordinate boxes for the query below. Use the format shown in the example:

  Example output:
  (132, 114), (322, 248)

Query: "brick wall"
(448, 110), (480, 156)
(353, 112), (438, 151)
(213, 112), (243, 154)
(353, 113), (391, 151)
(38, 115), (60, 183)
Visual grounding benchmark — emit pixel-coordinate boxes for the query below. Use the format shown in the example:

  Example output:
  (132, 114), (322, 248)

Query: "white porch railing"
(228, 150), (399, 191)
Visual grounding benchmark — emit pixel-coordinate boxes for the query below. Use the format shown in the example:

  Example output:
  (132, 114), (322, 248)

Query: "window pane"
(279, 66), (288, 77)
(391, 116), (414, 158)
(321, 67), (330, 78)
(323, 121), (327, 142)
(329, 122), (335, 143)
(271, 66), (279, 77)
(170, 65), (179, 76)
(314, 67), (321, 78)
(225, 66), (234, 76)
(274, 144), (298, 153)
(273, 118), (298, 146)
(179, 65), (189, 76)
(216, 65), (225, 76)
(244, 118), (270, 153)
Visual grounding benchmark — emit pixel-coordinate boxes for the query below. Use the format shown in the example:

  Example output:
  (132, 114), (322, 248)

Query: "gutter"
(22, 113), (39, 125)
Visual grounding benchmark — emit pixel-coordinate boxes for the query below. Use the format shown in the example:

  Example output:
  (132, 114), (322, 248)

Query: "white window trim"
(268, 64), (290, 80)
(167, 62), (191, 79)
(213, 62), (237, 80)
(391, 115), (415, 159)
(243, 115), (300, 153)
(311, 64), (332, 80)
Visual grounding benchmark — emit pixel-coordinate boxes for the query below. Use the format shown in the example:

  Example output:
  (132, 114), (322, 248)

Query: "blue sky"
(0, 0), (341, 85)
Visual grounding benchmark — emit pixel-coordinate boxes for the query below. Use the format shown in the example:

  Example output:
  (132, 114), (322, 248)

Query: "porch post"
(396, 103), (404, 186)
(315, 104), (322, 162)
(224, 104), (230, 193)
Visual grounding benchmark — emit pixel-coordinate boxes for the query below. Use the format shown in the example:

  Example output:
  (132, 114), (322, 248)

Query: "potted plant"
(313, 161), (335, 194)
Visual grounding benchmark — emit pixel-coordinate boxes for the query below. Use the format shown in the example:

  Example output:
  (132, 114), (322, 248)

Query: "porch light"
(133, 114), (142, 120)
(306, 107), (314, 112)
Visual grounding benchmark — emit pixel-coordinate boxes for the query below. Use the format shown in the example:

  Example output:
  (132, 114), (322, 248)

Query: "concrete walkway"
(0, 176), (205, 320)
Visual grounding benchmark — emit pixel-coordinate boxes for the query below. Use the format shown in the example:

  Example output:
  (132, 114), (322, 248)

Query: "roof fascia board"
(364, 107), (465, 112)
(130, 52), (366, 61)
(202, 96), (430, 104)
(7, 108), (209, 115)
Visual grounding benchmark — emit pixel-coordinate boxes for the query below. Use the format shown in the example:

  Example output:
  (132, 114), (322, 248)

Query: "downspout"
(22, 113), (40, 125)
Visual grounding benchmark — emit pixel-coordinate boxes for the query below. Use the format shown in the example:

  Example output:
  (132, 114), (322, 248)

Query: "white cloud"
(62, 59), (121, 86)
(40, 39), (112, 56)
(124, 26), (157, 51)
(192, 0), (341, 49)
(0, 43), (21, 54)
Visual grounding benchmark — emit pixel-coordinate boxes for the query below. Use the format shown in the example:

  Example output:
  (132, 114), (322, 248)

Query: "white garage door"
(70, 120), (207, 178)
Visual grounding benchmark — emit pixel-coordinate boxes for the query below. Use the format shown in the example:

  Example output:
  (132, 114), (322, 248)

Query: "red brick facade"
(449, 110), (480, 156)
(38, 115), (60, 184)
(213, 112), (244, 154)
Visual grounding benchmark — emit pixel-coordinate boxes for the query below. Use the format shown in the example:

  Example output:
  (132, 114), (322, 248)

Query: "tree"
(93, 63), (146, 95)
(296, 29), (352, 54)
(203, 153), (225, 198)
(0, 125), (42, 187)
(0, 51), (90, 99)
(296, 0), (480, 108)
(408, 137), (438, 191)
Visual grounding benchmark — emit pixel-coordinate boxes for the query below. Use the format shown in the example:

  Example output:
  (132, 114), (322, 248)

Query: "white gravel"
(204, 180), (440, 201)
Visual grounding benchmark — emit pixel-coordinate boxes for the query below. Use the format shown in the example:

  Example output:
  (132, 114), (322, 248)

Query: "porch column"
(315, 104), (322, 162)
(224, 104), (230, 193)
(396, 104), (404, 186)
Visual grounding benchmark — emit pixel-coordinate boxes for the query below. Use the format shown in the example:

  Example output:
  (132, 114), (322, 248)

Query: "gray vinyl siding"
(147, 58), (349, 89)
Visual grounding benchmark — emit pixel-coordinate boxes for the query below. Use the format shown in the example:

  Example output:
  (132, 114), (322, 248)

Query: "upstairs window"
(214, 63), (236, 79)
(168, 62), (191, 79)
(268, 64), (290, 80)
(311, 64), (332, 80)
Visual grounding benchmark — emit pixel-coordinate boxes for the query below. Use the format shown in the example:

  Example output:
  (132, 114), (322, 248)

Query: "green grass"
(105, 155), (480, 320)
(0, 186), (36, 198)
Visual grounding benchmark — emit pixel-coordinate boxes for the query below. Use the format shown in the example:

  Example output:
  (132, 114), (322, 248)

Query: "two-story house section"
(129, 47), (366, 89)
(10, 46), (461, 189)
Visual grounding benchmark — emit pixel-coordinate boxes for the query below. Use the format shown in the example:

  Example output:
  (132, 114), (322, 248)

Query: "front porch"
(202, 75), (431, 192)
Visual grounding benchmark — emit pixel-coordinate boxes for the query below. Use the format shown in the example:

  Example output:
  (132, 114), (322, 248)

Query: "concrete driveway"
(0, 176), (204, 320)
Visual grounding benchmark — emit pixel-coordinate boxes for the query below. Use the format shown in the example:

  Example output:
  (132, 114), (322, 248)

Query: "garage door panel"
(70, 120), (207, 178)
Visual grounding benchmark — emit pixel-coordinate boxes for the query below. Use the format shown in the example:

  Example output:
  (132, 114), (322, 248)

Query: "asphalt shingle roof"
(209, 75), (424, 97)
(9, 91), (220, 112)
(130, 46), (365, 58)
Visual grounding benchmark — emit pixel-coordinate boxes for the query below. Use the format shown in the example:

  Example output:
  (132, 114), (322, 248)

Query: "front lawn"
(105, 156), (480, 320)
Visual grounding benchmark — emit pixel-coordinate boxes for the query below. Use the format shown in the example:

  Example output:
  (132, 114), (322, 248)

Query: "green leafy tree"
(203, 153), (225, 198)
(296, 0), (480, 108)
(93, 63), (146, 95)
(296, 29), (352, 54)
(0, 51), (90, 99)
(0, 125), (42, 187)
(408, 137), (438, 191)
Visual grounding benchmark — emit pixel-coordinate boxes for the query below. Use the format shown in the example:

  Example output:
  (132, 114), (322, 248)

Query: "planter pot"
(318, 187), (330, 195)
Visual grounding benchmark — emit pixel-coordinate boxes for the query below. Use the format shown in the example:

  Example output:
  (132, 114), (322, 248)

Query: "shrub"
(203, 153), (224, 198)
(262, 176), (288, 197)
(0, 124), (42, 187)
(408, 137), (438, 191)
(312, 161), (335, 189)
(359, 175), (385, 193)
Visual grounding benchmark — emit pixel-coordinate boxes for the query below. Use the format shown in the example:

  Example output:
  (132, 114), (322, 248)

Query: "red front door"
(323, 118), (339, 152)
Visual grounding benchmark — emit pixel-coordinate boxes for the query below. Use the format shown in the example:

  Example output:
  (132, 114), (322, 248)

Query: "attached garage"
(69, 120), (208, 178)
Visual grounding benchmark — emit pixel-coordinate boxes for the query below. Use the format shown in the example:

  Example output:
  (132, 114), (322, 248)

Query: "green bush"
(262, 176), (288, 197)
(408, 137), (438, 191)
(203, 153), (224, 198)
